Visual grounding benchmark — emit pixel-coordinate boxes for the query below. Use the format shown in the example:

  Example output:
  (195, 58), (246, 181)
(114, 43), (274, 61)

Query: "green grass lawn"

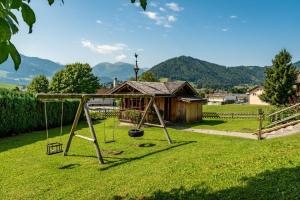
(203, 104), (273, 113)
(0, 83), (17, 89)
(185, 104), (273, 133)
(187, 119), (261, 133)
(1, 119), (300, 199)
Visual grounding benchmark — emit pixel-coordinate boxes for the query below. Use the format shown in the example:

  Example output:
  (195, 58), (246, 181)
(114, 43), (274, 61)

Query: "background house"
(248, 86), (269, 105)
(207, 93), (237, 105)
(109, 81), (206, 123)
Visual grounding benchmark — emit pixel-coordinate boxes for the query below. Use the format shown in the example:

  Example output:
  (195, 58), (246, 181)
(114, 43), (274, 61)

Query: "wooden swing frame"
(37, 93), (173, 165)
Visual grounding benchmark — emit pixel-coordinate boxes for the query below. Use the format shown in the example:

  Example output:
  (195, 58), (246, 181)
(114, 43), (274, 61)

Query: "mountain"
(92, 62), (146, 83)
(0, 55), (63, 85)
(295, 61), (300, 68)
(148, 56), (266, 89)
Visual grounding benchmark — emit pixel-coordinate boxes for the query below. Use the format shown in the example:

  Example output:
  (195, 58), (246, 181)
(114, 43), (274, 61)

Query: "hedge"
(0, 89), (79, 137)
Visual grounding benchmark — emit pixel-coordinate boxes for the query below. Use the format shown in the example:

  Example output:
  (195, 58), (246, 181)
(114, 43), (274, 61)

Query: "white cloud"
(229, 15), (238, 19)
(143, 11), (158, 20)
(159, 7), (166, 12)
(137, 48), (144, 52)
(81, 40), (127, 54)
(142, 11), (176, 28)
(96, 20), (102, 24)
(166, 2), (183, 12)
(115, 54), (127, 61)
(222, 28), (229, 32)
(168, 15), (176, 22)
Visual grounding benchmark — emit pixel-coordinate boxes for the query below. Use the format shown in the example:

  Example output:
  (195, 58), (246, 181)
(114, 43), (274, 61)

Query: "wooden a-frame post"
(64, 97), (104, 165)
(137, 97), (173, 144)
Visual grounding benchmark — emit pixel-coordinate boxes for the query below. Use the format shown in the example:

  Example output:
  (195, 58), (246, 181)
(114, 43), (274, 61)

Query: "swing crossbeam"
(74, 134), (95, 142)
(37, 93), (173, 165)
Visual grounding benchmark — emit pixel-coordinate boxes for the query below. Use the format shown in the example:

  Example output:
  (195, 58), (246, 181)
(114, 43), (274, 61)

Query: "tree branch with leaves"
(0, 0), (147, 70)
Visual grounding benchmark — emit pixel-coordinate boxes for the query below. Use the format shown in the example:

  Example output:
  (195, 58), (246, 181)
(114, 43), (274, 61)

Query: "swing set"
(37, 93), (173, 165)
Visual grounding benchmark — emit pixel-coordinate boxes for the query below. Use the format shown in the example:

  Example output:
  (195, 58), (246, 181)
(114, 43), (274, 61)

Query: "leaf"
(9, 0), (22, 9)
(48, 0), (54, 5)
(131, 0), (136, 3)
(139, 0), (147, 10)
(0, 42), (9, 64)
(21, 2), (36, 33)
(0, 18), (12, 42)
(8, 42), (21, 71)
(6, 16), (19, 34)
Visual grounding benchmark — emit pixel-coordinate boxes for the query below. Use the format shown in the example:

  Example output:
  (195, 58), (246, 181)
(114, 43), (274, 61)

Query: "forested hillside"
(149, 56), (265, 88)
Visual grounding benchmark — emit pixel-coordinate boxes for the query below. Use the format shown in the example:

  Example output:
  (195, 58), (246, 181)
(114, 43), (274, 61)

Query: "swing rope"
(44, 100), (64, 155)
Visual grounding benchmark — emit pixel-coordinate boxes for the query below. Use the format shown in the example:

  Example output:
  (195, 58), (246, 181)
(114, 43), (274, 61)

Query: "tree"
(27, 75), (49, 93)
(49, 63), (101, 93)
(138, 71), (159, 82)
(260, 49), (297, 106)
(0, 0), (147, 70)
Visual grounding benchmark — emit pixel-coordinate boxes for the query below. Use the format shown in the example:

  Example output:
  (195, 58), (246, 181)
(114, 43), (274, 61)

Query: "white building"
(248, 86), (269, 105)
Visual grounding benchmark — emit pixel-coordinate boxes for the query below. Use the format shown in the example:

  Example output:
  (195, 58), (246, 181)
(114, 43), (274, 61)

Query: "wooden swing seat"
(47, 142), (63, 155)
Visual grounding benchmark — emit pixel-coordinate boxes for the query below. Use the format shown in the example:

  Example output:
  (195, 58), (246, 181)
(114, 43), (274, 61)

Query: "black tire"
(128, 129), (144, 137)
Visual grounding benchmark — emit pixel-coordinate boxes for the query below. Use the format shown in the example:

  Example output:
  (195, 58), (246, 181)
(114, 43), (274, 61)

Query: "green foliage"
(131, 0), (147, 10)
(0, 0), (62, 70)
(124, 109), (141, 125)
(260, 49), (297, 106)
(138, 71), (159, 82)
(27, 75), (49, 93)
(49, 63), (101, 93)
(228, 86), (249, 94)
(149, 56), (265, 89)
(0, 89), (78, 137)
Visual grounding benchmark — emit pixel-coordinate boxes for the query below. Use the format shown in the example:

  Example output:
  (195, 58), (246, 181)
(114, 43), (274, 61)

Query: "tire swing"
(44, 101), (64, 155)
(128, 98), (144, 138)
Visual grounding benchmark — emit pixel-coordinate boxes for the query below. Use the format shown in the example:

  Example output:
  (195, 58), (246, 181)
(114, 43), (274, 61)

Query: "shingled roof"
(110, 81), (197, 96)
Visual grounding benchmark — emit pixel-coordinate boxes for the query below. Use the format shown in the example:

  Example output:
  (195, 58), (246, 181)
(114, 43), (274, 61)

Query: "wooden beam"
(83, 103), (104, 165)
(36, 93), (154, 100)
(74, 134), (95, 142)
(152, 101), (173, 144)
(64, 98), (84, 156)
(144, 122), (164, 128)
(137, 97), (154, 129)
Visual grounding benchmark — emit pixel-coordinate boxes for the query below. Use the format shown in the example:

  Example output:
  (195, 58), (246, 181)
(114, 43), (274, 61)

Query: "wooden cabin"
(109, 81), (206, 123)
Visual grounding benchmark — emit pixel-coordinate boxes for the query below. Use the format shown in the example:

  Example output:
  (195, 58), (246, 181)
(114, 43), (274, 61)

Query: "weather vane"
(134, 53), (140, 81)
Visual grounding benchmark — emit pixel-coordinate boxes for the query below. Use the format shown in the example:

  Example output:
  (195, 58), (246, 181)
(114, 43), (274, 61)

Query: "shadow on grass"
(99, 141), (196, 171)
(114, 166), (300, 200)
(58, 163), (81, 170)
(172, 120), (226, 130)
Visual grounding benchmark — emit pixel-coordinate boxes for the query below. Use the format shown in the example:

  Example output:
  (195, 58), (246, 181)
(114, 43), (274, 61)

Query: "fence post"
(258, 108), (264, 140)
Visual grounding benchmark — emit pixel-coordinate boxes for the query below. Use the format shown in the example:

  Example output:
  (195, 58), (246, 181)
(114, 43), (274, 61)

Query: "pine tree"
(260, 49), (297, 106)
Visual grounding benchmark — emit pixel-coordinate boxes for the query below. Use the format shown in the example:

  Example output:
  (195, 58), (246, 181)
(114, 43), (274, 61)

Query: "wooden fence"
(203, 112), (258, 119)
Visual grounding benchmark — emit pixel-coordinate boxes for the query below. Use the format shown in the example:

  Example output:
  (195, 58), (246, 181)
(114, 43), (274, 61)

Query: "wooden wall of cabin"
(185, 102), (203, 123)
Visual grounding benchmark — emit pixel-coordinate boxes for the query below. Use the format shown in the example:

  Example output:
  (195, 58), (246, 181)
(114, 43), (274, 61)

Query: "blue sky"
(12, 0), (300, 68)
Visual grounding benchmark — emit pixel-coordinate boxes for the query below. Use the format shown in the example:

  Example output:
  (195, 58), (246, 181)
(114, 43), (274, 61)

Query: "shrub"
(0, 89), (79, 137)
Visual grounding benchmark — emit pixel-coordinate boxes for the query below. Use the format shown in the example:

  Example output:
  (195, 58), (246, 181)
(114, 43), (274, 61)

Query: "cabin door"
(164, 97), (171, 121)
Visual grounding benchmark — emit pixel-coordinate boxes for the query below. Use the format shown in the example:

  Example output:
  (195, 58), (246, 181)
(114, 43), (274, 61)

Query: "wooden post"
(137, 97), (154, 129)
(83, 103), (104, 165)
(64, 98), (84, 155)
(153, 101), (173, 144)
(258, 108), (264, 140)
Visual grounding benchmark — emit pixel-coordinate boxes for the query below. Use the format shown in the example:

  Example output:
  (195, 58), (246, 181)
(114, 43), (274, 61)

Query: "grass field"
(185, 104), (273, 133)
(203, 104), (273, 113)
(0, 83), (17, 89)
(1, 118), (300, 199)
